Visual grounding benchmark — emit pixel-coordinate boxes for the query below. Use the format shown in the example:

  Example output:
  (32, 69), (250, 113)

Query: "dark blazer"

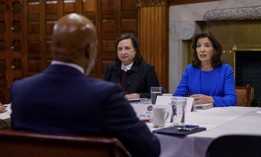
(174, 63), (237, 107)
(11, 65), (160, 157)
(104, 61), (160, 98)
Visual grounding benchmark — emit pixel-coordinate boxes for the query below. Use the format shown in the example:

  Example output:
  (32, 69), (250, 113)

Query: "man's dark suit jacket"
(11, 65), (160, 157)
(104, 61), (160, 98)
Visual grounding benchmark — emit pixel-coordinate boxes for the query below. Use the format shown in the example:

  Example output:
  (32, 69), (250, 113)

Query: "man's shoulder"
(13, 73), (43, 84)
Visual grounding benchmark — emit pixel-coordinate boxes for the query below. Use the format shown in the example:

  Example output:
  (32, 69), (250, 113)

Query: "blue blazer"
(11, 65), (160, 157)
(174, 64), (237, 107)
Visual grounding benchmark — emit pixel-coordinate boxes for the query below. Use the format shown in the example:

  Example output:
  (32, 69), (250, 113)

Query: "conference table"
(2, 102), (261, 157)
(131, 101), (261, 157)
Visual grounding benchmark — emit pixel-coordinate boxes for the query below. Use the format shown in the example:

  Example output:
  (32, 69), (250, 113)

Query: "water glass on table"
(171, 97), (187, 127)
(150, 87), (163, 104)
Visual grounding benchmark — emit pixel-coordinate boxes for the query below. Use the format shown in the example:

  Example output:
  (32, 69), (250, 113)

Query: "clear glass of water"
(171, 97), (187, 127)
(150, 87), (163, 104)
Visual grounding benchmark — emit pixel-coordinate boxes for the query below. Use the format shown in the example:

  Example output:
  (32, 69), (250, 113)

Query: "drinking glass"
(171, 97), (187, 127)
(150, 87), (163, 104)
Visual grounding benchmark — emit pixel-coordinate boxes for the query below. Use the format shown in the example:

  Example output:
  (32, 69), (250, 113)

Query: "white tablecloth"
(152, 107), (261, 157)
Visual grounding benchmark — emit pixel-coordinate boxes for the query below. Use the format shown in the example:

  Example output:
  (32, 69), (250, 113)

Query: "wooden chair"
(235, 86), (254, 107)
(0, 130), (131, 157)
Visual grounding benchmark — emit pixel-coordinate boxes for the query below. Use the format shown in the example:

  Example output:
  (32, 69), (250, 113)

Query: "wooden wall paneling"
(5, 0), (12, 102)
(0, 0), (26, 103)
(27, 0), (42, 76)
(81, 0), (98, 77)
(45, 1), (59, 67)
(38, 0), (46, 73)
(100, 39), (115, 70)
(0, 0), (9, 95)
(0, 0), (8, 102)
(63, 0), (78, 14)
(10, 0), (24, 78)
(121, 19), (136, 33)
(82, 0), (97, 13)
(10, 0), (25, 103)
(17, 0), (28, 83)
(95, 0), (102, 78)
(98, 0), (117, 79)
(138, 4), (169, 91)
(81, 0), (97, 19)
(121, 0), (137, 34)
(101, 0), (117, 39)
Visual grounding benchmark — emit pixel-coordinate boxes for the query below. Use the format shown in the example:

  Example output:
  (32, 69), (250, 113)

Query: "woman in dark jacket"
(104, 33), (160, 99)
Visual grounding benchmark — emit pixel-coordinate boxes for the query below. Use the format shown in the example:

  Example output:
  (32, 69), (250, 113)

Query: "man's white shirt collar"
(51, 60), (84, 74)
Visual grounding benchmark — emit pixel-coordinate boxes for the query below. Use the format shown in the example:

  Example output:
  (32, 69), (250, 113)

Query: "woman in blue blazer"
(174, 32), (237, 107)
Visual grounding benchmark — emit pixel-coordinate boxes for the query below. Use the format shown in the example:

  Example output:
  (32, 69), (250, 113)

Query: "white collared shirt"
(121, 62), (133, 72)
(51, 60), (84, 74)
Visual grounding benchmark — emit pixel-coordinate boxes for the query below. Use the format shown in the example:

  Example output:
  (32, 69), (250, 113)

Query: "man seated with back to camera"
(10, 13), (160, 157)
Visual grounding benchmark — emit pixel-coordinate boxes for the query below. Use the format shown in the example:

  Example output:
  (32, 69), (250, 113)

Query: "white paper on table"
(130, 103), (153, 120)
(0, 104), (11, 119)
(130, 103), (172, 123)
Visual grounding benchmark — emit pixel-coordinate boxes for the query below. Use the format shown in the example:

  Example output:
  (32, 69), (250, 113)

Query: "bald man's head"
(51, 13), (97, 75)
